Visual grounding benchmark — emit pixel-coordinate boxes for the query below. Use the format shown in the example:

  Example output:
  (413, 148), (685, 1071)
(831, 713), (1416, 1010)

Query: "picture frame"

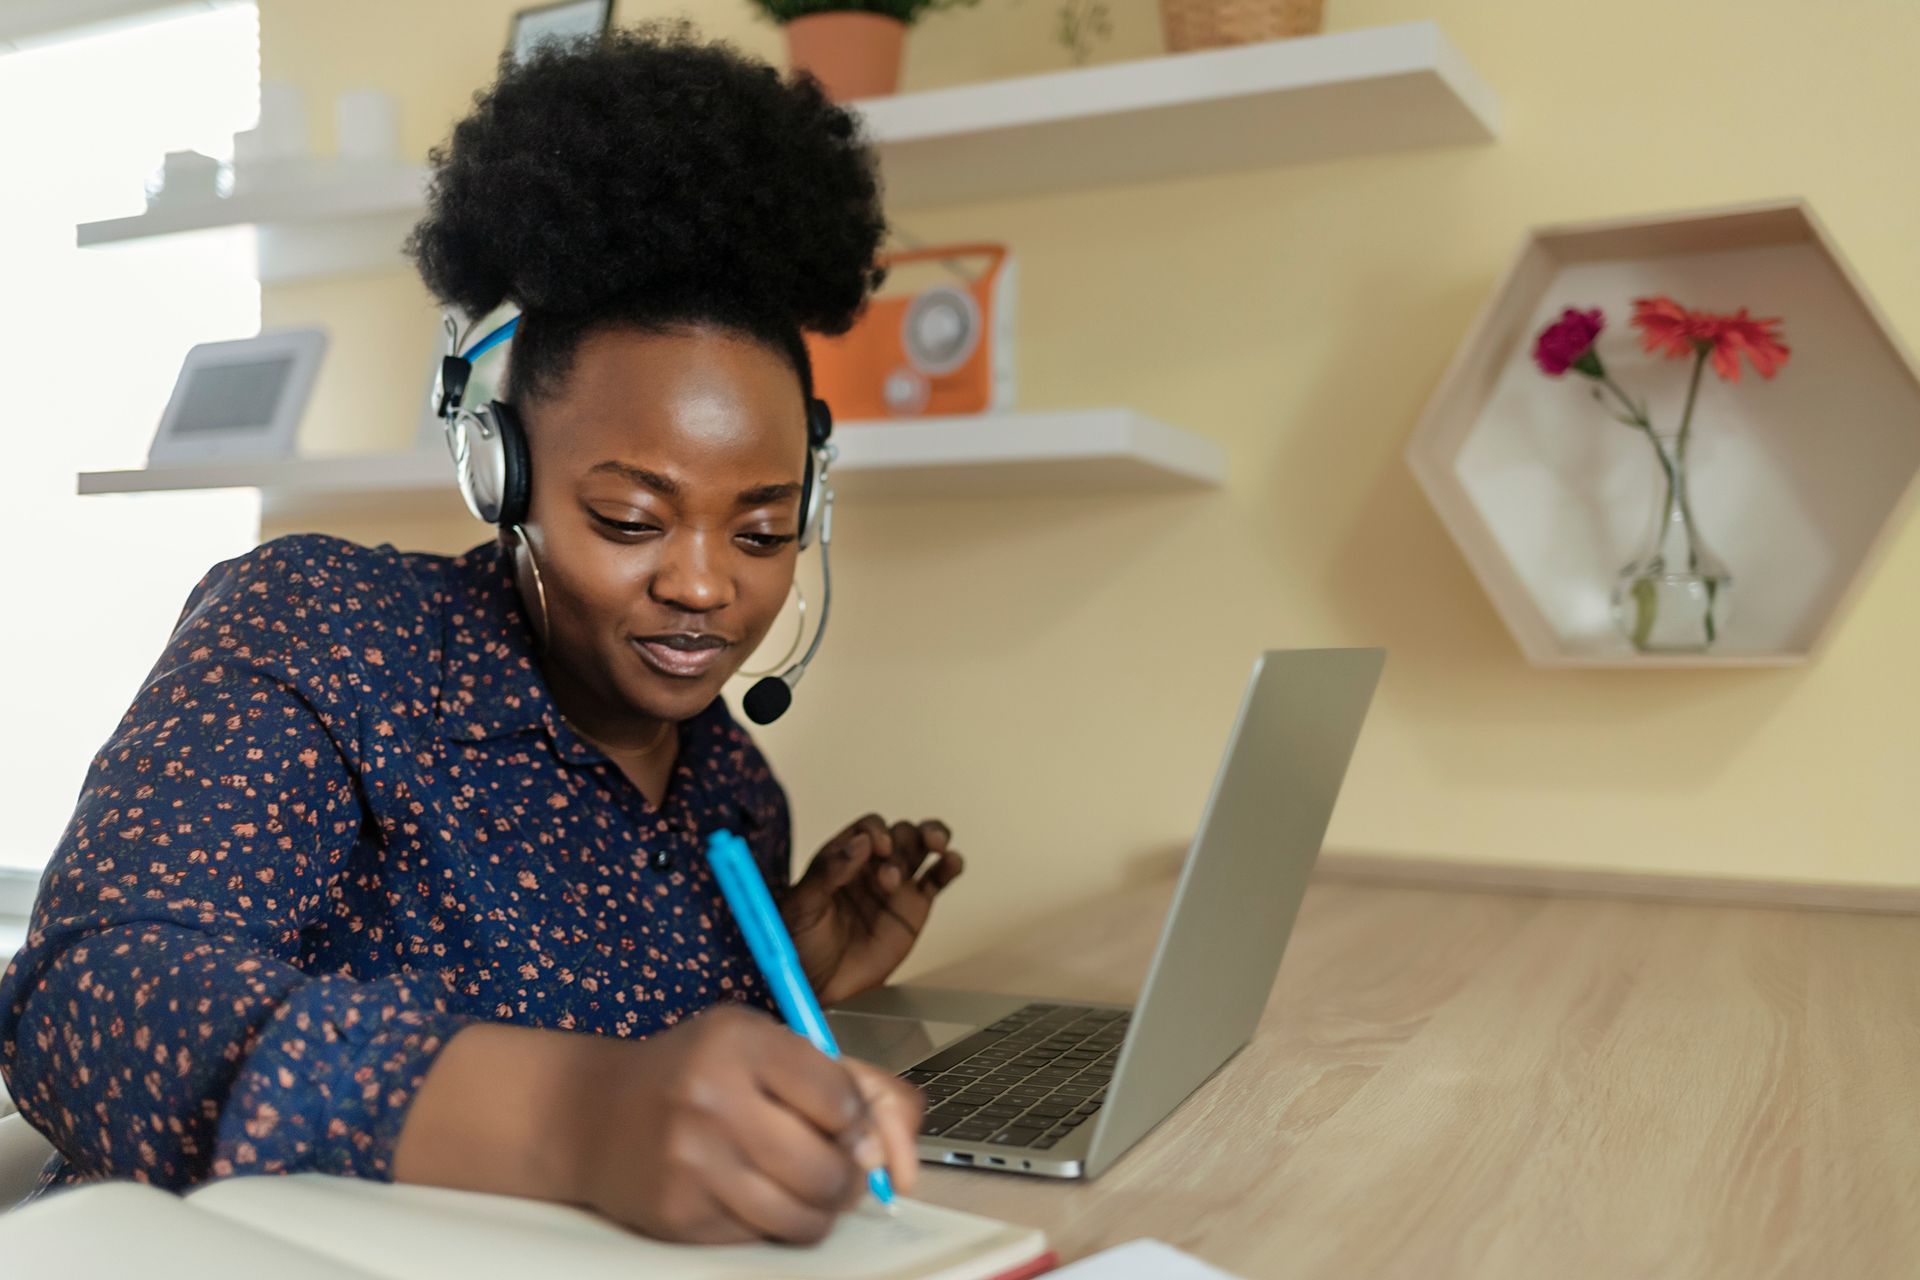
(508, 0), (612, 66)
(147, 328), (328, 466)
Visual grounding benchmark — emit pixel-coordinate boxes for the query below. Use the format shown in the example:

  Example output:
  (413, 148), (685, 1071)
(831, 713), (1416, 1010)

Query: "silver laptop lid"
(1081, 648), (1384, 1177)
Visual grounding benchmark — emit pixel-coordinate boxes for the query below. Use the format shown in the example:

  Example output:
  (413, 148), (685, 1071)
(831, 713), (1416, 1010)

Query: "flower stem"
(1596, 372), (1652, 431)
(1594, 371), (1676, 490)
(1671, 349), (1709, 571)
(1675, 347), (1708, 463)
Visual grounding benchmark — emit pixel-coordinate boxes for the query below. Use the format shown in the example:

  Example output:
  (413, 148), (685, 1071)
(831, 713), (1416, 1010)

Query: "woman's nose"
(648, 530), (730, 614)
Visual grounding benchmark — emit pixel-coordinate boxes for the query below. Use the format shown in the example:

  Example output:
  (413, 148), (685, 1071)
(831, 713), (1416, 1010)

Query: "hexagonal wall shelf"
(1408, 200), (1920, 667)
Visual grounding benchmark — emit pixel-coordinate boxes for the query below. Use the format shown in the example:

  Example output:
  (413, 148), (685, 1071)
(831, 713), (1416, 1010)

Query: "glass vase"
(1610, 434), (1731, 653)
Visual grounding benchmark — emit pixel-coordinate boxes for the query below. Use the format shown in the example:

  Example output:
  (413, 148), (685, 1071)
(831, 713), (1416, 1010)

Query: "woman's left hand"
(781, 815), (964, 1005)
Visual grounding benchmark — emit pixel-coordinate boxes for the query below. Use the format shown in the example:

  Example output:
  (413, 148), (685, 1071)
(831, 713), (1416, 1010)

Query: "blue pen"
(704, 828), (897, 1210)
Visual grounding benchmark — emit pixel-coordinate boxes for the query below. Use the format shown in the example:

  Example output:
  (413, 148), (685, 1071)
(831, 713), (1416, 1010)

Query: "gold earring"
(512, 524), (549, 644)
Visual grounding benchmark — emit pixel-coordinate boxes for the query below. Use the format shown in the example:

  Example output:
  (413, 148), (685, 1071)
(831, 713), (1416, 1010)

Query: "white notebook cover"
(186, 1172), (1050, 1280)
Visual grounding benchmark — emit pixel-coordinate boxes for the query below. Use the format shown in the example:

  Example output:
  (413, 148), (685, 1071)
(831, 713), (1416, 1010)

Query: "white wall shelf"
(77, 409), (1226, 518)
(866, 20), (1497, 208)
(73, 23), (1497, 279)
(75, 163), (429, 283)
(1407, 200), (1920, 668)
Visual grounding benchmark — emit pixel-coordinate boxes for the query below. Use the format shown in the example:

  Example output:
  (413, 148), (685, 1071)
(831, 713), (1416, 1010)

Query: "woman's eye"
(590, 511), (659, 537)
(738, 531), (797, 552)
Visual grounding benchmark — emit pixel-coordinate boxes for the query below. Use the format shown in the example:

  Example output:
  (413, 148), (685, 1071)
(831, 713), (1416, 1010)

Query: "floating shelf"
(867, 20), (1497, 208)
(1407, 200), (1920, 668)
(78, 409), (1226, 518)
(73, 23), (1497, 280)
(75, 163), (429, 283)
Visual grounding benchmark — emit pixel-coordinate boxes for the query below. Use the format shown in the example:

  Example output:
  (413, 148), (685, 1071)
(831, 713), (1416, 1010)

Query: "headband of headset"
(436, 314), (833, 445)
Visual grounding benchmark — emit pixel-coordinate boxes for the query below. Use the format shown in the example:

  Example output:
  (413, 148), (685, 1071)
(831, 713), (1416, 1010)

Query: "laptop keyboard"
(905, 1003), (1129, 1151)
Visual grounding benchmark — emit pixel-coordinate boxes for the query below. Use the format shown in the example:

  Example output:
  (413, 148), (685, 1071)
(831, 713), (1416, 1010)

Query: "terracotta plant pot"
(783, 11), (907, 102)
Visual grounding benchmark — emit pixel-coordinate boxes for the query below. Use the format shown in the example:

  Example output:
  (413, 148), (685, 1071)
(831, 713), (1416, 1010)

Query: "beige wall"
(258, 0), (1920, 976)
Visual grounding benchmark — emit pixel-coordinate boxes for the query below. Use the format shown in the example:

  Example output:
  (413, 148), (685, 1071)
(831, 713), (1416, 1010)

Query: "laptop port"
(951, 1152), (974, 1165)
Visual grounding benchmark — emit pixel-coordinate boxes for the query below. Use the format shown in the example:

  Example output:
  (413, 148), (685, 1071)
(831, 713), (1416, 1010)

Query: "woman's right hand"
(393, 1006), (923, 1245)
(572, 1004), (922, 1242)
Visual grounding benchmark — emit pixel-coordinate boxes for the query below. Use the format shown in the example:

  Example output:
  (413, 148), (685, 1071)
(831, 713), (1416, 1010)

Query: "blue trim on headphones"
(462, 315), (520, 363)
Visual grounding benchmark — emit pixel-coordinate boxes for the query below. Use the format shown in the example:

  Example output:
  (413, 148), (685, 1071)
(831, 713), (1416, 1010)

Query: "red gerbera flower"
(1708, 308), (1792, 382)
(1631, 295), (1790, 382)
(1630, 296), (1705, 360)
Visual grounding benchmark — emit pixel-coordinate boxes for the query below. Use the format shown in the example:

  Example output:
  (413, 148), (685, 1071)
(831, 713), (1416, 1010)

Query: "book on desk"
(0, 1171), (1055, 1280)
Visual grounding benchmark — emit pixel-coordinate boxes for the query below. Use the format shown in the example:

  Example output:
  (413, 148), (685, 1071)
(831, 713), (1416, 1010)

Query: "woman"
(0, 27), (961, 1244)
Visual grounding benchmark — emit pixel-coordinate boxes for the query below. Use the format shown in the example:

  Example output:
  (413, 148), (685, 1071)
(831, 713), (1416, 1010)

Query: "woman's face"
(518, 324), (809, 729)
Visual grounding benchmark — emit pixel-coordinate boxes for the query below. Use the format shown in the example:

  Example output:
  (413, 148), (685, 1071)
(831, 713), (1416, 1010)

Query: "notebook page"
(0, 1181), (371, 1279)
(189, 1172), (1047, 1280)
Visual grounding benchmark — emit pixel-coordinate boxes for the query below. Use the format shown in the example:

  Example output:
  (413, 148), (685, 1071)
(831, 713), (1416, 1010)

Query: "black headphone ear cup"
(797, 396), (833, 550)
(492, 401), (532, 528)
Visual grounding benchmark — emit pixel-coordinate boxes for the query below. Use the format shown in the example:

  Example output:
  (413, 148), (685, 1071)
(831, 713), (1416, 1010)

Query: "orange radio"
(807, 242), (1015, 420)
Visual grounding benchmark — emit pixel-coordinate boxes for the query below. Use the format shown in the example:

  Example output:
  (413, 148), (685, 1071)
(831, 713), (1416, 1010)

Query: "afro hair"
(406, 22), (888, 402)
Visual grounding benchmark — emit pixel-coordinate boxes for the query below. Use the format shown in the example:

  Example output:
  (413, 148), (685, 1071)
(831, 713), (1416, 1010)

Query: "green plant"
(748, 0), (979, 23)
(1055, 0), (1112, 64)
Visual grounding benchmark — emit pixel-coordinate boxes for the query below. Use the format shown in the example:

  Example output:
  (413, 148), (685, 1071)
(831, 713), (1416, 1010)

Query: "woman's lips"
(632, 635), (729, 680)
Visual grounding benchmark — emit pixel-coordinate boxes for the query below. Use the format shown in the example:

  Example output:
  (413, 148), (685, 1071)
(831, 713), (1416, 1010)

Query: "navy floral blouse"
(0, 534), (789, 1195)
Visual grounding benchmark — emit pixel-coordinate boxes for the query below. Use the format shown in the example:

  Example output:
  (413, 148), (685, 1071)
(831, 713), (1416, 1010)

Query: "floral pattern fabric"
(0, 535), (789, 1195)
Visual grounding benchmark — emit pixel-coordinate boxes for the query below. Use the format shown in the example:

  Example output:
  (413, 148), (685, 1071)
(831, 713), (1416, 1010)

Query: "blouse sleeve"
(0, 539), (473, 1186)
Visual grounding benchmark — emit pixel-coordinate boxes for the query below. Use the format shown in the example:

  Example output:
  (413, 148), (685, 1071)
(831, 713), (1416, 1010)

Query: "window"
(0, 4), (261, 902)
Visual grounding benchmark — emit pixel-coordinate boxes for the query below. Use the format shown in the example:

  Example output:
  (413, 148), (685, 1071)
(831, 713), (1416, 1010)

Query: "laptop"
(826, 648), (1385, 1180)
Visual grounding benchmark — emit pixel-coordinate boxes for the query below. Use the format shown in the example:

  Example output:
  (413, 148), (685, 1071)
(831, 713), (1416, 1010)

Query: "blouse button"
(650, 848), (672, 872)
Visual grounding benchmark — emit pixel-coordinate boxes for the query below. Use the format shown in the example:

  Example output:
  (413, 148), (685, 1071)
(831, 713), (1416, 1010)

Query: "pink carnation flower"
(1533, 307), (1605, 377)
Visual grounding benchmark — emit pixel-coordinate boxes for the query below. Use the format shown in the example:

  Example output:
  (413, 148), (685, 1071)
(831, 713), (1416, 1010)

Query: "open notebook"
(0, 1173), (1055, 1280)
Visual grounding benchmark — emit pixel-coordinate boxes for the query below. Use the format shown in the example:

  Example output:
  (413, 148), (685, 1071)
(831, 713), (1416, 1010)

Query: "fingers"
(635, 1103), (764, 1244)
(650, 1011), (875, 1244)
(918, 819), (952, 855)
(918, 846), (964, 896)
(706, 1155), (841, 1244)
(826, 813), (893, 861)
(885, 821), (961, 901)
(710, 1104), (867, 1243)
(804, 815), (895, 896)
(661, 1189), (763, 1246)
(747, 1041), (906, 1217)
(752, 1031), (872, 1140)
(798, 828), (875, 896)
(845, 1058), (924, 1197)
(881, 819), (956, 890)
(874, 821), (915, 894)
(819, 817), (957, 891)
(732, 1094), (866, 1214)
(806, 815), (961, 939)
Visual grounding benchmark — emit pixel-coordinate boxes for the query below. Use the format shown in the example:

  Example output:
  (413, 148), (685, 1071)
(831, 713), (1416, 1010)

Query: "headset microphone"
(743, 475), (833, 725)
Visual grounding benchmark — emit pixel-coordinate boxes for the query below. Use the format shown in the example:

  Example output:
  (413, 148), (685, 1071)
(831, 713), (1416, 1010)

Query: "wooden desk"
(911, 874), (1920, 1278)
